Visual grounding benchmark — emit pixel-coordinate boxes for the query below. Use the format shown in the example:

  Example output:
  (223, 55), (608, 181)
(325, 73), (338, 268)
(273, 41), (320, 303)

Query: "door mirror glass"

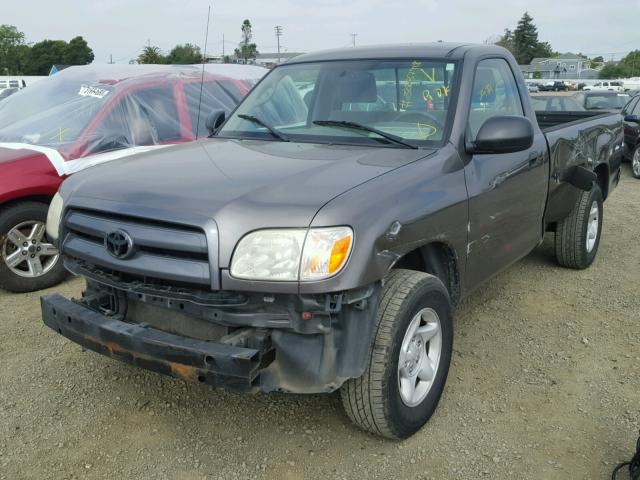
(469, 115), (534, 154)
(624, 114), (640, 123)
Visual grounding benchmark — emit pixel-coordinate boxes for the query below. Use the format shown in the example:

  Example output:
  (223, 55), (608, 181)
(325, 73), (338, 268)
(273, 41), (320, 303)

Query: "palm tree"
(234, 19), (258, 64)
(137, 46), (165, 64)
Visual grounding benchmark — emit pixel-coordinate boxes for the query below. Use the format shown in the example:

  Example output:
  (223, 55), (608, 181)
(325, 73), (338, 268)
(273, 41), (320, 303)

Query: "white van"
(584, 81), (624, 92)
(0, 78), (26, 90)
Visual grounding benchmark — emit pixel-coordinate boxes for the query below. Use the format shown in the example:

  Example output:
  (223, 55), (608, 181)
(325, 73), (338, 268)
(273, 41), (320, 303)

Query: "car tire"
(0, 201), (67, 293)
(632, 146), (640, 179)
(340, 269), (453, 439)
(554, 184), (603, 269)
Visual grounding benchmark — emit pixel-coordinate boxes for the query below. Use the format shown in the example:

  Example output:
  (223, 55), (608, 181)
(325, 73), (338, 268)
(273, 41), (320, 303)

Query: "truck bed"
(535, 110), (611, 132)
(539, 109), (623, 224)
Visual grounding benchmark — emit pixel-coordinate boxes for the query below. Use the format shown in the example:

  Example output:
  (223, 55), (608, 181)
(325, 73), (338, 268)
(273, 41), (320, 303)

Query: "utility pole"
(351, 33), (357, 47)
(109, 54), (114, 64)
(222, 33), (225, 61)
(275, 26), (283, 63)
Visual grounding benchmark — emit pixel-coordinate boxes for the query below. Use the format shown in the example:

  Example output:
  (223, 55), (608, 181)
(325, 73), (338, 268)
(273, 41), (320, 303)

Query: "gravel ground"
(1, 166), (638, 480)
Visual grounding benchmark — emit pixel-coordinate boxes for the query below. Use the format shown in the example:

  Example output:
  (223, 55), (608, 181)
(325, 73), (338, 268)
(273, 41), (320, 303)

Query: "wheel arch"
(0, 195), (53, 214)
(391, 241), (461, 305)
(593, 163), (609, 200)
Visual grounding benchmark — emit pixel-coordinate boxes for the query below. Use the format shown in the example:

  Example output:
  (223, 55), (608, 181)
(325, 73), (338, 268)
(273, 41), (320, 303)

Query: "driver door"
(463, 58), (548, 290)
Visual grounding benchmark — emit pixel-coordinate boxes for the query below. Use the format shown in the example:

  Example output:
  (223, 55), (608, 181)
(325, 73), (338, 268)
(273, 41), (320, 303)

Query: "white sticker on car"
(78, 84), (110, 99)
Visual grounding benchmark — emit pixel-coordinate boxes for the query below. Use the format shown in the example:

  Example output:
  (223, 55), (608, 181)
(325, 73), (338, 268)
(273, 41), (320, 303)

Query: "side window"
(633, 98), (640, 116)
(129, 85), (181, 142)
(89, 99), (133, 153)
(185, 80), (248, 137)
(468, 58), (524, 139)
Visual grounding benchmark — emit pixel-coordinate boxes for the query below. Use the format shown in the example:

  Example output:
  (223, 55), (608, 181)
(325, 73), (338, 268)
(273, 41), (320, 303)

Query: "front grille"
(61, 208), (212, 286)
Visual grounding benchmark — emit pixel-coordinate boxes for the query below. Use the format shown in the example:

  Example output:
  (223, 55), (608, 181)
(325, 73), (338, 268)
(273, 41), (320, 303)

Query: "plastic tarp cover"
(0, 64), (267, 161)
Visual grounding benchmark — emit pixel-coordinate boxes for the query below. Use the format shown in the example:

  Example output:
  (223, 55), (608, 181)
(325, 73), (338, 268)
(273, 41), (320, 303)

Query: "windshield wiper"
(312, 120), (418, 149)
(237, 114), (289, 142)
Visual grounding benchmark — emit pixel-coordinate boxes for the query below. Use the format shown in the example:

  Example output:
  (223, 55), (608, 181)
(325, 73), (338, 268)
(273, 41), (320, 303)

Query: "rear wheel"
(632, 146), (640, 179)
(340, 269), (453, 439)
(0, 202), (66, 293)
(554, 184), (603, 269)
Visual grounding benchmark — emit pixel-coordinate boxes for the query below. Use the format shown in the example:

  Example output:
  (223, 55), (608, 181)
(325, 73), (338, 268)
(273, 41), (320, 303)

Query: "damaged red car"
(0, 64), (265, 292)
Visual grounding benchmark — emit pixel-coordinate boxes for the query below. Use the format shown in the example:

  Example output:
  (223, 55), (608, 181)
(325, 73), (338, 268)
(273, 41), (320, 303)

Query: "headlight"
(300, 227), (353, 281)
(46, 192), (64, 244)
(230, 227), (353, 282)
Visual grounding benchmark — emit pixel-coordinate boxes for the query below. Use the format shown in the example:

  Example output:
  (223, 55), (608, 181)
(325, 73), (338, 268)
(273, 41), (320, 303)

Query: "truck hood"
(65, 138), (432, 224)
(63, 138), (434, 267)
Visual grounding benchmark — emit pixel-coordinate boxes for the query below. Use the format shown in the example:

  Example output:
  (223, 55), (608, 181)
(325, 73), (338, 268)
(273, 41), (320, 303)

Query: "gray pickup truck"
(42, 43), (622, 439)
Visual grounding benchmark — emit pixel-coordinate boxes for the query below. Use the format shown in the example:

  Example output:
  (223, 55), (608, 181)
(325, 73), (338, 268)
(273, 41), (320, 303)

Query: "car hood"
(0, 145), (48, 166)
(63, 138), (434, 265)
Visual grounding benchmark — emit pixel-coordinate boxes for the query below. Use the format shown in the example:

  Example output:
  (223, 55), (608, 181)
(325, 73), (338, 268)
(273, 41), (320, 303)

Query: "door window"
(129, 85), (181, 142)
(468, 58), (524, 139)
(88, 99), (133, 153)
(185, 80), (249, 137)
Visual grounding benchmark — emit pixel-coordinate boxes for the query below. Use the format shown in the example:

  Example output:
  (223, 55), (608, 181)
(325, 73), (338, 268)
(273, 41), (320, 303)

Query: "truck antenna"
(195, 5), (212, 140)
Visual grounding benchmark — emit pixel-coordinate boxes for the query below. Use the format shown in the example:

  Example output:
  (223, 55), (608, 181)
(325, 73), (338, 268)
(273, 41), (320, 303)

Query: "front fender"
(0, 154), (62, 205)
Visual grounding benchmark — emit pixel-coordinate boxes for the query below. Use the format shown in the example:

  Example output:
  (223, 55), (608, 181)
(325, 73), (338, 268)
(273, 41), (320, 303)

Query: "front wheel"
(340, 269), (453, 439)
(632, 146), (640, 179)
(554, 184), (603, 269)
(0, 201), (66, 293)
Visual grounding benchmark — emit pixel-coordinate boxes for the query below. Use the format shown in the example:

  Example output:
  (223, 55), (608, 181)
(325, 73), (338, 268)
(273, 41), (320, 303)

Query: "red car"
(0, 64), (265, 292)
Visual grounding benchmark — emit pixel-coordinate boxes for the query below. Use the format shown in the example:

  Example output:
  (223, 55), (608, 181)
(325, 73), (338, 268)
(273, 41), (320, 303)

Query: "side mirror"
(469, 116), (534, 154)
(624, 115), (640, 123)
(205, 110), (226, 135)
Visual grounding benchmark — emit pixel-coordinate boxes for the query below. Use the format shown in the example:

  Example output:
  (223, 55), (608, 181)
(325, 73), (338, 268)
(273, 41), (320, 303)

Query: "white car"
(584, 81), (624, 92)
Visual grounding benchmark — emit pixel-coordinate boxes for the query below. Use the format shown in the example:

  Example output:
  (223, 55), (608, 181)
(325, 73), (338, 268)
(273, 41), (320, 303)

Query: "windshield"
(584, 94), (629, 110)
(219, 59), (459, 147)
(0, 77), (112, 147)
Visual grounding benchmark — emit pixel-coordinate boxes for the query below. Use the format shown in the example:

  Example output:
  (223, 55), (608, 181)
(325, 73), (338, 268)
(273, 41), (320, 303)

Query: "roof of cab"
(285, 43), (508, 64)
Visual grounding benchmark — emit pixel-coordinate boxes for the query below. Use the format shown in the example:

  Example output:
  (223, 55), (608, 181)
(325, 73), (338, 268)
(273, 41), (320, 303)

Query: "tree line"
(138, 19), (259, 65)
(0, 25), (94, 75)
(599, 51), (640, 79)
(1, 18), (261, 75)
(492, 12), (640, 79)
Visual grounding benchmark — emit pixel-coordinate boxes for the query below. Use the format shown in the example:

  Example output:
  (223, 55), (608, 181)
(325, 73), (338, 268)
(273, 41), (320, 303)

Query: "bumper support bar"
(41, 294), (273, 392)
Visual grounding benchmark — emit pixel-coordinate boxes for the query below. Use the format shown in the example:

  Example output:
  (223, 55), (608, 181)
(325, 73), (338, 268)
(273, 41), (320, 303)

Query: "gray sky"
(5, 0), (640, 63)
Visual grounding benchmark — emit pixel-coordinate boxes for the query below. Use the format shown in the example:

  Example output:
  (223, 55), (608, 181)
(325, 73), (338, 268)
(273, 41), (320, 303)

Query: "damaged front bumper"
(41, 293), (274, 392)
(41, 274), (381, 394)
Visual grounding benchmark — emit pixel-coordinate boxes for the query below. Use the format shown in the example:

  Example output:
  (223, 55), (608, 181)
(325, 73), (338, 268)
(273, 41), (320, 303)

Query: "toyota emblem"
(105, 230), (134, 259)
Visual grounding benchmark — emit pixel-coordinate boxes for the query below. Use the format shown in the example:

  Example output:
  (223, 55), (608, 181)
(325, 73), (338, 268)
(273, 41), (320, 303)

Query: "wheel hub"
(404, 337), (423, 375)
(585, 201), (599, 253)
(633, 149), (640, 176)
(397, 307), (443, 407)
(1, 220), (59, 278)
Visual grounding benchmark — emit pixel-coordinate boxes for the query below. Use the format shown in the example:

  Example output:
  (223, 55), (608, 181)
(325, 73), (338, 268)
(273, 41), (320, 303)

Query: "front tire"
(0, 201), (66, 293)
(554, 184), (603, 269)
(340, 269), (453, 439)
